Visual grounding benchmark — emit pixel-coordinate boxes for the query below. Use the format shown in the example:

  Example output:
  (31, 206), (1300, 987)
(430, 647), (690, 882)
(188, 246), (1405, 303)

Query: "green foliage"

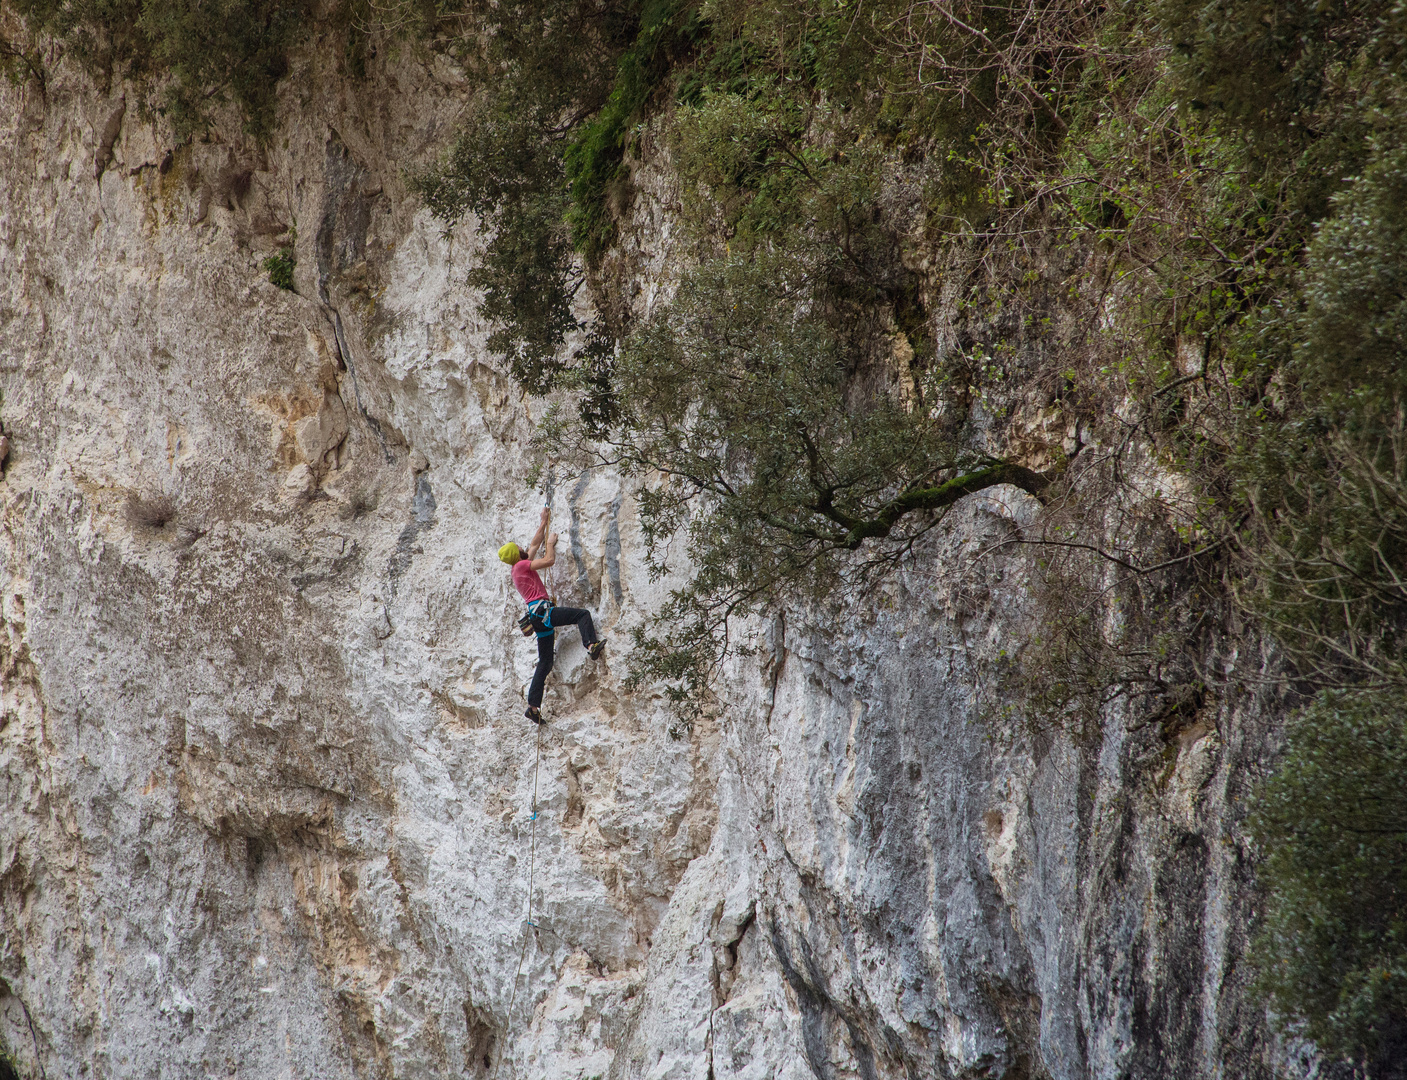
(412, 99), (582, 393)
(12, 0), (311, 137)
(140, 0), (307, 137)
(669, 81), (884, 251)
(1154, 0), (1394, 132)
(263, 245), (295, 289)
(563, 0), (703, 258)
(1195, 48), (1407, 1066)
(1238, 119), (1407, 689)
(1139, 4), (1407, 1064)
(7, 0), (459, 135)
(575, 250), (1047, 697)
(1300, 125), (1407, 406)
(1245, 408), (1407, 688)
(1248, 689), (1407, 1070)
(417, 113), (583, 393)
(0, 23), (45, 84)
(11, 0), (148, 78)
(665, 0), (1026, 244)
(412, 0), (647, 395)
(418, 0), (1032, 397)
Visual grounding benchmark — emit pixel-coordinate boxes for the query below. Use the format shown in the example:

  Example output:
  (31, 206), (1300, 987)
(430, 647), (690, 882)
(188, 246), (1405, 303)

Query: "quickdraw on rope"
(493, 721), (544, 1080)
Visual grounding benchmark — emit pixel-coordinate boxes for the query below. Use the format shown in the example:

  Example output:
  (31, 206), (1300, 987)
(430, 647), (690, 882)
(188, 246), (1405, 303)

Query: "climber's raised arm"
(526, 506), (550, 558)
(531, 532), (558, 570)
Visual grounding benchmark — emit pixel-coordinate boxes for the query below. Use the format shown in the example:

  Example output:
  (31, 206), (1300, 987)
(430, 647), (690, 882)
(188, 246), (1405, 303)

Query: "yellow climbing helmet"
(498, 542), (521, 564)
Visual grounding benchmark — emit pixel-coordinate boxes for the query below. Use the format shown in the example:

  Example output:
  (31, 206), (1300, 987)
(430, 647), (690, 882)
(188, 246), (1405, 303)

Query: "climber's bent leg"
(528, 633), (555, 708)
(547, 606), (597, 647)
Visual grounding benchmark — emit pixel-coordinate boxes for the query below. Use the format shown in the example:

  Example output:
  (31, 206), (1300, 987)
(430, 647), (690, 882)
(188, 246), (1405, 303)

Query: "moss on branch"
(827, 462), (1052, 548)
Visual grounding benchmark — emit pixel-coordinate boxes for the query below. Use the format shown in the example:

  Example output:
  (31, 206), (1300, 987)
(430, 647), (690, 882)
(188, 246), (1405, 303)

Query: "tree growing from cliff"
(1249, 689), (1407, 1075)
(10, 0), (312, 137)
(1240, 123), (1407, 690)
(411, 0), (686, 409)
(1201, 18), (1407, 1069)
(547, 250), (1050, 704)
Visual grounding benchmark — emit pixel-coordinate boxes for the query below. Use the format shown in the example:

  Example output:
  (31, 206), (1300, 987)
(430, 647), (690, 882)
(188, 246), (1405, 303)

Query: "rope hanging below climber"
(493, 719), (544, 1080)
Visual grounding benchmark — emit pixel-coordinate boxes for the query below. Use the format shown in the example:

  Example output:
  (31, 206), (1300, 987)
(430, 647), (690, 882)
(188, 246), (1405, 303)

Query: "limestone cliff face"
(0, 46), (1297, 1080)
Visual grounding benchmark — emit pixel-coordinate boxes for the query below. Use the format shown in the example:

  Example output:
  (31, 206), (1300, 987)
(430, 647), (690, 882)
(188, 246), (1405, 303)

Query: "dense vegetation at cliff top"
(4, 0), (1406, 1071)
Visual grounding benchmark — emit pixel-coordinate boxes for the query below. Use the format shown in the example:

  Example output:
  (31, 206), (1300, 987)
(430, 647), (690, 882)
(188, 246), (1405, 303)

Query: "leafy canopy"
(1249, 690), (1407, 1070)
(567, 250), (1048, 697)
(11, 0), (311, 137)
(411, 0), (662, 404)
(1240, 114), (1407, 689)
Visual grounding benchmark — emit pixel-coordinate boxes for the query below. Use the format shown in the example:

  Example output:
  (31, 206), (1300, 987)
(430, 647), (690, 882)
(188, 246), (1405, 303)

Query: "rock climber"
(499, 507), (605, 724)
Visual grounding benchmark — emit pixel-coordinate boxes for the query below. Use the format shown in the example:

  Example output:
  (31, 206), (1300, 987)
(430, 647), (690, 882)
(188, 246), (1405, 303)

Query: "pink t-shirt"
(511, 559), (549, 604)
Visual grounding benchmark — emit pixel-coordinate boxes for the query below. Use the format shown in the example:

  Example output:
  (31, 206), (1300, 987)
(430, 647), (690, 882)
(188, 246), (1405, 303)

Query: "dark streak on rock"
(93, 97), (125, 180)
(568, 469), (592, 601)
(315, 134), (395, 464)
(386, 475), (437, 594)
(605, 489), (624, 609)
(768, 917), (883, 1080)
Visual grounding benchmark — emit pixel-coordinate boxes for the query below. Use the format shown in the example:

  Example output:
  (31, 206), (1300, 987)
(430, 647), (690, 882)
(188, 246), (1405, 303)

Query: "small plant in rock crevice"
(124, 493), (177, 529)
(263, 245), (295, 290)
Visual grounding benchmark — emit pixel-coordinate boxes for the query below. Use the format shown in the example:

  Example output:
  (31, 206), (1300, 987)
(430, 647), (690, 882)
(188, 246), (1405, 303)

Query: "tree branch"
(835, 461), (1052, 549)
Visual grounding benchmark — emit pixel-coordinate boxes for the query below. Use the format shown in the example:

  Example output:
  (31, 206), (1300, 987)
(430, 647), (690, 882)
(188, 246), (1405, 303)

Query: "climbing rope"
(545, 464), (556, 594)
(491, 463), (563, 1078)
(493, 720), (544, 1080)
(543, 462), (562, 601)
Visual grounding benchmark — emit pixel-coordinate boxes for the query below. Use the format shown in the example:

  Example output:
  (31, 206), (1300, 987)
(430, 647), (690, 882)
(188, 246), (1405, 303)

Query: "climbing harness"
(493, 721), (545, 1080)
(523, 598), (555, 637)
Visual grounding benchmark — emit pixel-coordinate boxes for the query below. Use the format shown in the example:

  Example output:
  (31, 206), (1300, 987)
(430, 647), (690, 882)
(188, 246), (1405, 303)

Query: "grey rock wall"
(0, 44), (1298, 1080)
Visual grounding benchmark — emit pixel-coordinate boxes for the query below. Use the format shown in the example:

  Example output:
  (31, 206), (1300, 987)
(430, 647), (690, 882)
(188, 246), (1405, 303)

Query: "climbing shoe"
(587, 640), (606, 661)
(525, 706), (544, 725)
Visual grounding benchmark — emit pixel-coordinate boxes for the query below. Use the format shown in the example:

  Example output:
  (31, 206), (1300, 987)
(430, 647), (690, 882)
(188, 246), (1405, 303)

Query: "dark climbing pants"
(528, 607), (598, 709)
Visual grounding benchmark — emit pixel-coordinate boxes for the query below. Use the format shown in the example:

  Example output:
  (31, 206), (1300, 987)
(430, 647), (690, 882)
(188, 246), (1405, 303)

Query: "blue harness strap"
(526, 598), (554, 637)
